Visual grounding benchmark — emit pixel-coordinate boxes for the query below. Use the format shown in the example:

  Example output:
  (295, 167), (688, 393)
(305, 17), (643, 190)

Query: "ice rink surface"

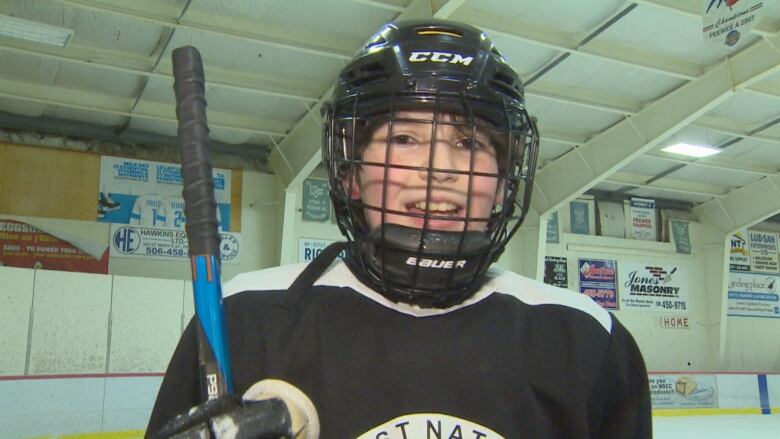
(653, 414), (780, 439)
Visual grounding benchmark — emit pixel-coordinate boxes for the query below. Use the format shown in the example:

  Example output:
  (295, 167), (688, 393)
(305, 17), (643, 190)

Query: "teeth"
(412, 201), (458, 212)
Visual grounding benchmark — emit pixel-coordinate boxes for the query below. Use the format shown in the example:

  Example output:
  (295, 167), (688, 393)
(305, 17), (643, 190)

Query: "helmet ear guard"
(323, 19), (540, 308)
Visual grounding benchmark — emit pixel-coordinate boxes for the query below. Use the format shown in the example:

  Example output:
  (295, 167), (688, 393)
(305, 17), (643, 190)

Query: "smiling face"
(350, 110), (504, 232)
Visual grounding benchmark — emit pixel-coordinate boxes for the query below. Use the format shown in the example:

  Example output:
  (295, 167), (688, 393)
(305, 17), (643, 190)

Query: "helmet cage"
(323, 89), (539, 307)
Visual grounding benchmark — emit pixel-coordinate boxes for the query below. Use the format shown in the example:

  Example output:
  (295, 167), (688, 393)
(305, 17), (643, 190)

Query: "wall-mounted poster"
(748, 230), (779, 273)
(544, 256), (568, 288)
(546, 212), (560, 244)
(98, 157), (232, 231)
(727, 272), (780, 318)
(578, 258), (618, 309)
(109, 224), (241, 264)
(302, 179), (331, 222)
(629, 197), (656, 241)
(569, 201), (590, 235)
(670, 220), (691, 255)
(619, 263), (689, 313)
(649, 374), (718, 409)
(0, 220), (108, 273)
(729, 230), (751, 272)
(299, 238), (338, 263)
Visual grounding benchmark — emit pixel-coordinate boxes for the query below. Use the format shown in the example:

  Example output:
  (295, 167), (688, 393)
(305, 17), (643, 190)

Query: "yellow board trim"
(653, 407), (776, 417)
(27, 430), (145, 439)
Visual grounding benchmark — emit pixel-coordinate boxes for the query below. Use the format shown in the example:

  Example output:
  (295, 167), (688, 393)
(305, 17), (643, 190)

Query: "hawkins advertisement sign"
(110, 225), (240, 264)
(619, 263), (689, 313)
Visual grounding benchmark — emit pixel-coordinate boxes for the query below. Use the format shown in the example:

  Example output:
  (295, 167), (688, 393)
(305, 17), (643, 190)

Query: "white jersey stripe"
(223, 259), (611, 332)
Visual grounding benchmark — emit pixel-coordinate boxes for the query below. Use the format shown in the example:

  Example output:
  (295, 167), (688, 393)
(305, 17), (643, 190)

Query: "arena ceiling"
(1, 0), (779, 231)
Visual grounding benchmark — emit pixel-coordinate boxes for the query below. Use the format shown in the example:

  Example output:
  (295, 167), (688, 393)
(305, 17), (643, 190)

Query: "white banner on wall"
(628, 198), (656, 241)
(649, 374), (718, 409)
(299, 238), (338, 263)
(729, 230), (751, 272)
(748, 230), (779, 273)
(98, 157), (232, 231)
(702, 0), (764, 47)
(619, 263), (689, 312)
(727, 272), (780, 318)
(110, 224), (241, 264)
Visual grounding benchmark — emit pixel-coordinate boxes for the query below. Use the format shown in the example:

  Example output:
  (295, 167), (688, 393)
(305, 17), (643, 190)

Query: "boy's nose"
(419, 140), (459, 182)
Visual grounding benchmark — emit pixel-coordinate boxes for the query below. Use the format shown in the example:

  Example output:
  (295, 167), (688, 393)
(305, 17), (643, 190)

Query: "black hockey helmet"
(322, 19), (539, 307)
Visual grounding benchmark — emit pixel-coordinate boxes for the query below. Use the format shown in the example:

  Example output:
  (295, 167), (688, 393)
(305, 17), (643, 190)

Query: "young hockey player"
(147, 19), (652, 438)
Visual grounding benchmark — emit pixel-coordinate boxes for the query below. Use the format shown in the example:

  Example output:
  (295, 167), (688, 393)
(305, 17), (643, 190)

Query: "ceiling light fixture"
(661, 143), (721, 158)
(0, 14), (73, 47)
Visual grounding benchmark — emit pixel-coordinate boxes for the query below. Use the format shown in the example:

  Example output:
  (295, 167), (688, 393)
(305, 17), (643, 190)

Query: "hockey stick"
(171, 46), (233, 400)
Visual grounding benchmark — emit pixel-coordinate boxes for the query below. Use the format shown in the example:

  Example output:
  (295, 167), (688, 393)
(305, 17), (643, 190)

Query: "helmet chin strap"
(352, 223), (494, 308)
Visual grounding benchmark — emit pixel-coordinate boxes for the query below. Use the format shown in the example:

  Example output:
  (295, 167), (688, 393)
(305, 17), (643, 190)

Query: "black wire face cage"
(324, 91), (539, 308)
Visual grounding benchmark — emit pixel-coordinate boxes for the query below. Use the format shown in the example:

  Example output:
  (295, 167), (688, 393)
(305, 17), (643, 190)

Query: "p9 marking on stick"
(171, 46), (233, 400)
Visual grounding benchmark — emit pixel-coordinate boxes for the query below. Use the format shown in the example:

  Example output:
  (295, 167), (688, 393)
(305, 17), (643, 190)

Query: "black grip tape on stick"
(172, 46), (220, 257)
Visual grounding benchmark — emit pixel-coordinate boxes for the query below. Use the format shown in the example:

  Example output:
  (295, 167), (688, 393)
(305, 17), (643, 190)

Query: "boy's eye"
(390, 134), (414, 145)
(456, 138), (483, 150)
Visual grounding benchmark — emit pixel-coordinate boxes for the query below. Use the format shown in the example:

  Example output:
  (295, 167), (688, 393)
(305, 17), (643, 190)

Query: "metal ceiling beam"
(694, 174), (780, 234)
(268, 0), (436, 185)
(530, 33), (780, 216)
(0, 41), (319, 103)
(51, 0), (353, 60)
(0, 111), (270, 171)
(605, 171), (728, 197)
(432, 0), (469, 18)
(527, 81), (780, 146)
(461, 8), (701, 80)
(351, 0), (406, 12)
(644, 152), (778, 177)
(0, 78), (287, 139)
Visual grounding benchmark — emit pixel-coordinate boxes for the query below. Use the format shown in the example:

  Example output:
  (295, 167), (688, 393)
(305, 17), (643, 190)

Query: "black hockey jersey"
(147, 255), (651, 438)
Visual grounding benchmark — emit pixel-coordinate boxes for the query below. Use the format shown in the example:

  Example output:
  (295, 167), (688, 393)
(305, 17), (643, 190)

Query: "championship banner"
(0, 220), (108, 273)
(302, 178), (331, 222)
(727, 272), (780, 318)
(546, 212), (560, 244)
(578, 259), (618, 309)
(110, 224), (240, 264)
(299, 238), (338, 263)
(650, 374), (718, 409)
(703, 0), (764, 47)
(97, 157), (232, 231)
(544, 256), (568, 288)
(748, 230), (779, 273)
(620, 263), (689, 313)
(729, 230), (751, 272)
(670, 220), (692, 255)
(628, 198), (656, 241)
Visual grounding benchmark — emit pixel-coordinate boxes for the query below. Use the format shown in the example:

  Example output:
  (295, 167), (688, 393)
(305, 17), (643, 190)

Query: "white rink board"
(108, 275), (185, 373)
(29, 270), (112, 374)
(0, 266), (34, 375)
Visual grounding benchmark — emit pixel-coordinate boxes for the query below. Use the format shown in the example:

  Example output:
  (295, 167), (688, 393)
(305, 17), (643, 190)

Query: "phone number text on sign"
(110, 225), (240, 263)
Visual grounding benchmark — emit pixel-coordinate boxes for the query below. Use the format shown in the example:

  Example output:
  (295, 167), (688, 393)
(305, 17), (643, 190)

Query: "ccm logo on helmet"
(406, 257), (467, 269)
(408, 51), (473, 66)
